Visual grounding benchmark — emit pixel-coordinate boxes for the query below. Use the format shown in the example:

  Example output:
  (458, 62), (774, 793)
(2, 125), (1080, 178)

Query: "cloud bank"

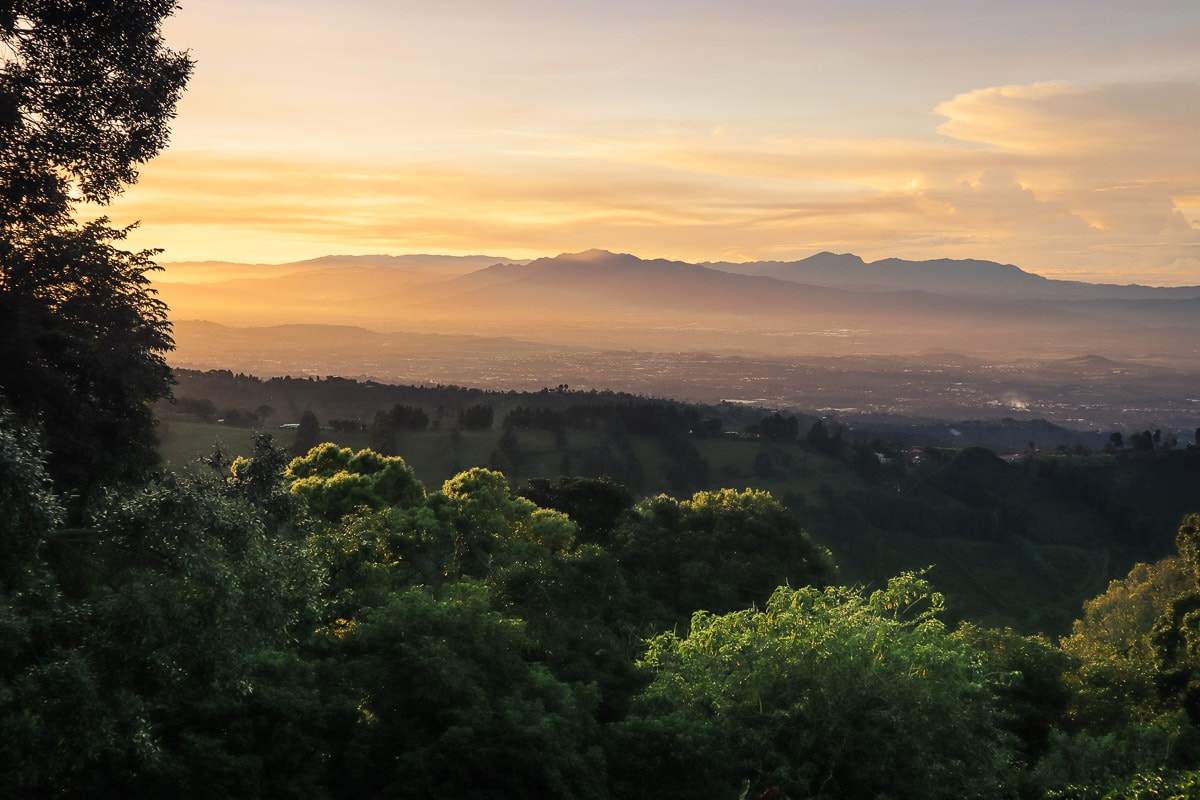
(102, 78), (1200, 285)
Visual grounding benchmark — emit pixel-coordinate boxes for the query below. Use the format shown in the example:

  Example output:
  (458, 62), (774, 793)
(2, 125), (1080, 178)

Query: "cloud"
(935, 80), (1200, 160)
(93, 80), (1200, 284)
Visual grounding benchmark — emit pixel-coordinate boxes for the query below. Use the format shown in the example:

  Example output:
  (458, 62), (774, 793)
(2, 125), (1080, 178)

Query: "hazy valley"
(160, 249), (1200, 436)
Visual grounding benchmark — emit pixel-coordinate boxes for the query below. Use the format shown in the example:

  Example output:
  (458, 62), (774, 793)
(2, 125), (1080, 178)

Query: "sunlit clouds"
(93, 1), (1200, 285)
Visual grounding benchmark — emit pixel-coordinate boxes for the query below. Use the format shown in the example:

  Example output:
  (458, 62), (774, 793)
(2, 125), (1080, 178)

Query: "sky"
(94, 0), (1200, 285)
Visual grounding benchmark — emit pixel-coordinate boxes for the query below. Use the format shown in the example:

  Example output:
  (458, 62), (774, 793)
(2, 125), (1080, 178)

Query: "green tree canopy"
(1062, 556), (1195, 729)
(616, 573), (1014, 800)
(284, 443), (426, 521)
(614, 487), (835, 625)
(0, 467), (325, 797)
(327, 584), (606, 799)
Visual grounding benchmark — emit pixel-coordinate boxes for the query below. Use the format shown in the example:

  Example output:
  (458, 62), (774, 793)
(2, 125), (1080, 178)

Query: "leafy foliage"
(284, 443), (425, 521)
(0, 405), (61, 584)
(0, 466), (324, 797)
(614, 488), (835, 626)
(622, 573), (1014, 800)
(0, 0), (192, 220)
(1062, 557), (1195, 729)
(0, 1), (190, 508)
(0, 220), (175, 503)
(327, 584), (606, 799)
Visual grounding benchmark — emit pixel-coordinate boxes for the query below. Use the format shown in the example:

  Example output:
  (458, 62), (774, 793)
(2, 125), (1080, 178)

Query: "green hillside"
(157, 388), (1200, 637)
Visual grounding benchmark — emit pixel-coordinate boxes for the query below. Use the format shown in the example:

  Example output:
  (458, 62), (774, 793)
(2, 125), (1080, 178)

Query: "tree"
(255, 404), (275, 426)
(291, 410), (321, 456)
(519, 476), (635, 545)
(284, 444), (425, 522)
(760, 412), (799, 442)
(614, 488), (835, 626)
(1062, 557), (1195, 730)
(1, 219), (176, 504)
(328, 584), (606, 799)
(1130, 430), (1155, 455)
(0, 2), (191, 506)
(1151, 515), (1200, 723)
(498, 425), (523, 470)
(615, 573), (1015, 800)
(458, 403), (494, 431)
(0, 467), (326, 797)
(0, 1), (192, 224)
(806, 418), (845, 457)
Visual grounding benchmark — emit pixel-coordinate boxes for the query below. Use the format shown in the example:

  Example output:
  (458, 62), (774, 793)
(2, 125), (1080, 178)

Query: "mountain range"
(157, 248), (1200, 358)
(155, 249), (1200, 432)
(704, 251), (1200, 301)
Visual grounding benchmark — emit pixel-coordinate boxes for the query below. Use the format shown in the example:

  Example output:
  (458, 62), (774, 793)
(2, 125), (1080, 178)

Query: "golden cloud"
(91, 80), (1200, 284)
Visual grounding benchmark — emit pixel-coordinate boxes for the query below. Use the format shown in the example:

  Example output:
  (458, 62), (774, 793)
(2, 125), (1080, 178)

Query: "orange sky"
(91, 1), (1200, 285)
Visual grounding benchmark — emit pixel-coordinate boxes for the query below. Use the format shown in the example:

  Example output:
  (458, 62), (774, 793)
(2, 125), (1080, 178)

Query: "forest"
(3, 4), (1200, 799)
(6, 414), (1200, 798)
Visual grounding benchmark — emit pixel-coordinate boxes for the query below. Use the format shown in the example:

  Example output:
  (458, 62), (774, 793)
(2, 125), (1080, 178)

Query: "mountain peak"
(808, 251), (867, 266)
(557, 248), (626, 261)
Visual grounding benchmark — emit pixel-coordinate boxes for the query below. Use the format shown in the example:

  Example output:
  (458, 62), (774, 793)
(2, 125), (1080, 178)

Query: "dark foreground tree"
(328, 584), (606, 799)
(0, 1), (192, 224)
(0, 221), (174, 500)
(0, 1), (192, 506)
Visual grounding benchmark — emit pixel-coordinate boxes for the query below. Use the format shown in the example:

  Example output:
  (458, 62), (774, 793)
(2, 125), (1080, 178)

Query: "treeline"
(172, 369), (1200, 458)
(505, 400), (723, 438)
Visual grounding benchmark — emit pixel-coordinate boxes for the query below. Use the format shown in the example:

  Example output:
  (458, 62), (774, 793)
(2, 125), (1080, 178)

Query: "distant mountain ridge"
(434, 249), (1111, 324)
(154, 248), (1200, 365)
(702, 251), (1200, 301)
(162, 248), (1200, 300)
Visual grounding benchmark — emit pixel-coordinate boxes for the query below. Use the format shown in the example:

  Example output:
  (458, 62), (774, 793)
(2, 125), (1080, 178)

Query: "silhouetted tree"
(255, 404), (276, 426)
(1, 209), (176, 511)
(291, 410), (321, 456)
(498, 426), (522, 469)
(459, 404), (494, 431)
(0, 2), (192, 225)
(760, 412), (799, 442)
(1129, 430), (1155, 454)
(806, 418), (845, 457)
(0, 2), (191, 509)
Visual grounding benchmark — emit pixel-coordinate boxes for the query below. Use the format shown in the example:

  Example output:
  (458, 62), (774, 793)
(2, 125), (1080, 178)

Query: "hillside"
(159, 368), (1200, 635)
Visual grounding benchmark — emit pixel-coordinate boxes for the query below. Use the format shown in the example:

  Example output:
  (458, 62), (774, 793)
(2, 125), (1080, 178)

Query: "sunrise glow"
(91, 0), (1200, 285)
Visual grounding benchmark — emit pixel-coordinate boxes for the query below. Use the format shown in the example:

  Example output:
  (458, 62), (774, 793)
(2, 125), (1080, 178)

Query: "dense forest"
(7, 412), (1200, 797)
(4, 4), (1200, 799)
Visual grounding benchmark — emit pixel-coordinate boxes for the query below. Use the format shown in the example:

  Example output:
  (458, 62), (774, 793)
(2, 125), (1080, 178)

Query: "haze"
(157, 250), (1200, 434)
